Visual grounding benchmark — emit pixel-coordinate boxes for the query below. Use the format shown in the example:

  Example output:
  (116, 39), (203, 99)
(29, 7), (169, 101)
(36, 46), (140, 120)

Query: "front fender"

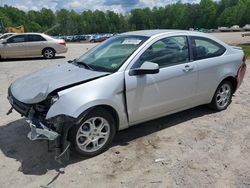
(46, 72), (129, 130)
(47, 98), (119, 119)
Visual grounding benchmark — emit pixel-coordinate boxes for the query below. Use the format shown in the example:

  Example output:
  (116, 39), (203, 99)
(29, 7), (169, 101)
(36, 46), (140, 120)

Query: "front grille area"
(8, 87), (31, 116)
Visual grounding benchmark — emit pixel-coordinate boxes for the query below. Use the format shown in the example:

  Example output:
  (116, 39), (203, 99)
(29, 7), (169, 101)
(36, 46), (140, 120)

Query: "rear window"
(190, 36), (226, 60)
(28, 34), (46, 42)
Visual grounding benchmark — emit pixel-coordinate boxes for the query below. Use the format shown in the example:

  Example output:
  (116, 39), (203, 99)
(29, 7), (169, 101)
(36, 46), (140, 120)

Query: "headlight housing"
(50, 94), (59, 105)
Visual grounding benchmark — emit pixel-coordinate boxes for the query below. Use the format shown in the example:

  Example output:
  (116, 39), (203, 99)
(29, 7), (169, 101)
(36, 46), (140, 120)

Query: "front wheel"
(69, 108), (116, 157)
(208, 81), (233, 111)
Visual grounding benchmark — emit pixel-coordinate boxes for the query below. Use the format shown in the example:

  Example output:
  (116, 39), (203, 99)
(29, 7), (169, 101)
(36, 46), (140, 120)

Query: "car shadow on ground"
(0, 105), (215, 175)
(0, 56), (65, 62)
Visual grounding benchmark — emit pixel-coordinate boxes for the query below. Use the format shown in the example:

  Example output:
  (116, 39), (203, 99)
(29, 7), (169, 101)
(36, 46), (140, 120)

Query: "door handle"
(182, 65), (194, 72)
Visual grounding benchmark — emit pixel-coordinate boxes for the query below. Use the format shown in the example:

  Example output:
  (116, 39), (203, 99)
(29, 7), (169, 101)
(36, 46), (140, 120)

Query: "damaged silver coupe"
(7, 30), (246, 162)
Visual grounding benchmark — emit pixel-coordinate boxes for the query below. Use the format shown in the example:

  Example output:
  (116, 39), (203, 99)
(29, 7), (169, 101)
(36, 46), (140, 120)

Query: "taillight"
(236, 55), (247, 88)
(59, 42), (66, 46)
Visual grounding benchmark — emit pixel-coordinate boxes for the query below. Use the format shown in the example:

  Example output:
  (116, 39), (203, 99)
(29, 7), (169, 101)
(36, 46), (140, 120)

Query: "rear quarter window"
(190, 36), (226, 60)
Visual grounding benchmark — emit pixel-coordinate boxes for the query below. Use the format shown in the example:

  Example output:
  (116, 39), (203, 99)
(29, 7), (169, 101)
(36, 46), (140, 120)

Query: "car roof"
(11, 33), (52, 38)
(2, 32), (15, 35)
(14, 32), (43, 35)
(120, 29), (207, 37)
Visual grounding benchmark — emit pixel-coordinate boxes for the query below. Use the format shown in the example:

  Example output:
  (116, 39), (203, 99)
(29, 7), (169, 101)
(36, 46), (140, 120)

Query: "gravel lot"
(0, 36), (250, 188)
(210, 32), (250, 44)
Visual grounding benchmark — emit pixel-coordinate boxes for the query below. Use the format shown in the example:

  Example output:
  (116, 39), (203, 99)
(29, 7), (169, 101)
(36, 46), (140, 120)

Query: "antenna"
(44, 24), (60, 34)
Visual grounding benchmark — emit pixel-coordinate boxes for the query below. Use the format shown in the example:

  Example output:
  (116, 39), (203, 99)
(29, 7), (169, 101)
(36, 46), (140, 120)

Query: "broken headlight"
(33, 94), (59, 115)
(50, 94), (59, 105)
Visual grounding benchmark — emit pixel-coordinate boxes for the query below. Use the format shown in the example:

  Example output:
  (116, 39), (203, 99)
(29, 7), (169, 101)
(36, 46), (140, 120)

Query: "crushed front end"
(7, 87), (74, 163)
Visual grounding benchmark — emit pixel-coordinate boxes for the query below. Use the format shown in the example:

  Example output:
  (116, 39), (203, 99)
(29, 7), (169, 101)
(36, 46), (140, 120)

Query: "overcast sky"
(0, 0), (198, 13)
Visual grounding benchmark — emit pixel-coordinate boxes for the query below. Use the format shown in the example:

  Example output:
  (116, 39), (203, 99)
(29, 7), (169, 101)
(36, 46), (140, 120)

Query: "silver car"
(0, 33), (67, 59)
(7, 30), (246, 161)
(0, 33), (15, 40)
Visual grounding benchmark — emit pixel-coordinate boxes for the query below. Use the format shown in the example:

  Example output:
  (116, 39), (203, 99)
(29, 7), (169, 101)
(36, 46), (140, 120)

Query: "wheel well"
(42, 47), (56, 54)
(80, 105), (120, 131)
(97, 105), (119, 131)
(67, 105), (120, 141)
(222, 76), (237, 93)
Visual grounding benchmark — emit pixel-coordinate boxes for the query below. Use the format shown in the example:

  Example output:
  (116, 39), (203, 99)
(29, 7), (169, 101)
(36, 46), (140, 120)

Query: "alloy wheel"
(215, 83), (231, 108)
(76, 117), (110, 153)
(44, 49), (54, 59)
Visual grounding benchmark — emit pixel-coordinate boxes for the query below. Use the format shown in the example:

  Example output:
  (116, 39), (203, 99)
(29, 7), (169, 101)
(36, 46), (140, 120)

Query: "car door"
(26, 34), (47, 56)
(2, 35), (27, 57)
(125, 35), (198, 124)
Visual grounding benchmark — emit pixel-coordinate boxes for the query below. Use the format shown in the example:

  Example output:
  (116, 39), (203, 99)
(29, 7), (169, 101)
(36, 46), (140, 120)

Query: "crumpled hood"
(10, 63), (109, 104)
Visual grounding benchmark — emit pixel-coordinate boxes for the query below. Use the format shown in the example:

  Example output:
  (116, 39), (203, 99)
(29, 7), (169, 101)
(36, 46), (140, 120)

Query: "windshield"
(0, 34), (13, 40)
(77, 35), (148, 72)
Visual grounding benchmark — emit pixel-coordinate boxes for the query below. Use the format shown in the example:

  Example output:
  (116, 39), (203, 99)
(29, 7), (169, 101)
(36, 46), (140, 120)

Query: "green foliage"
(217, 0), (250, 27)
(240, 45), (250, 59)
(0, 0), (249, 35)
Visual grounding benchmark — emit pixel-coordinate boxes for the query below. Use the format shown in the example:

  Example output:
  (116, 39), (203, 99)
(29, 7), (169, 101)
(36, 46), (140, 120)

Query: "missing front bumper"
(26, 119), (59, 141)
(25, 113), (75, 163)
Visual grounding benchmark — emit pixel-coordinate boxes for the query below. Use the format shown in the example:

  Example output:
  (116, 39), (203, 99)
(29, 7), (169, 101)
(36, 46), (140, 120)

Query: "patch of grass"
(239, 44), (250, 59)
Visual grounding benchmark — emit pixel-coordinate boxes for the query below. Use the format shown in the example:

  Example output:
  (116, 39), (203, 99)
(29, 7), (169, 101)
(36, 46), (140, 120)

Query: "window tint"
(191, 37), (226, 60)
(134, 36), (189, 68)
(7, 35), (26, 43)
(28, 34), (46, 42)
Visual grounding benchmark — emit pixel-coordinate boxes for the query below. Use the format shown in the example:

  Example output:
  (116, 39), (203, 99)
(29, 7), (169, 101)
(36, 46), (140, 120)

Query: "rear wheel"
(43, 48), (55, 59)
(209, 81), (233, 111)
(69, 108), (116, 157)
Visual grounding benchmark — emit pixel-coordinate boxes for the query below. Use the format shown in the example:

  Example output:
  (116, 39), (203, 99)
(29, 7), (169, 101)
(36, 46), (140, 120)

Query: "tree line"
(0, 0), (249, 35)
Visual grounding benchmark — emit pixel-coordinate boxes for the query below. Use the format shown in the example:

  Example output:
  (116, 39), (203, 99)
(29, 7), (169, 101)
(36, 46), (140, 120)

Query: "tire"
(208, 81), (233, 111)
(42, 48), (55, 59)
(69, 108), (116, 157)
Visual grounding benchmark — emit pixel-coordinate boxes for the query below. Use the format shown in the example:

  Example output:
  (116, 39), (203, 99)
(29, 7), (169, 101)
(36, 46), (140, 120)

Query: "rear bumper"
(56, 46), (68, 54)
(237, 62), (247, 89)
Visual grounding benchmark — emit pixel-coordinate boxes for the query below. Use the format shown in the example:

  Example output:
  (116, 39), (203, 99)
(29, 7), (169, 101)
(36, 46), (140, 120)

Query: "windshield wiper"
(71, 59), (94, 71)
(68, 59), (113, 73)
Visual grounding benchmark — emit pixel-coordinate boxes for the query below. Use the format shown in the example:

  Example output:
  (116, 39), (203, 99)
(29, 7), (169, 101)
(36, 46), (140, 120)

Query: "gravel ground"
(210, 32), (250, 44)
(0, 37), (250, 188)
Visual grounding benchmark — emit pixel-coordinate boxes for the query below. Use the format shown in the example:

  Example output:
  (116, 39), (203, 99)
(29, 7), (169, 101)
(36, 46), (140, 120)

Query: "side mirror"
(129, 61), (159, 76)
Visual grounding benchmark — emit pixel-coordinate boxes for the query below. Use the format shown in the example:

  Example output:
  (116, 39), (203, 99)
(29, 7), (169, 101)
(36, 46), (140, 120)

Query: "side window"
(191, 37), (226, 60)
(134, 36), (189, 68)
(28, 35), (46, 42)
(7, 35), (26, 43)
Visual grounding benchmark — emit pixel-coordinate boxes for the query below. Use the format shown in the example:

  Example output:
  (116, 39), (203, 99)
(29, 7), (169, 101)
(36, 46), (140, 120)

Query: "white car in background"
(0, 33), (67, 59)
(243, 24), (250, 31)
